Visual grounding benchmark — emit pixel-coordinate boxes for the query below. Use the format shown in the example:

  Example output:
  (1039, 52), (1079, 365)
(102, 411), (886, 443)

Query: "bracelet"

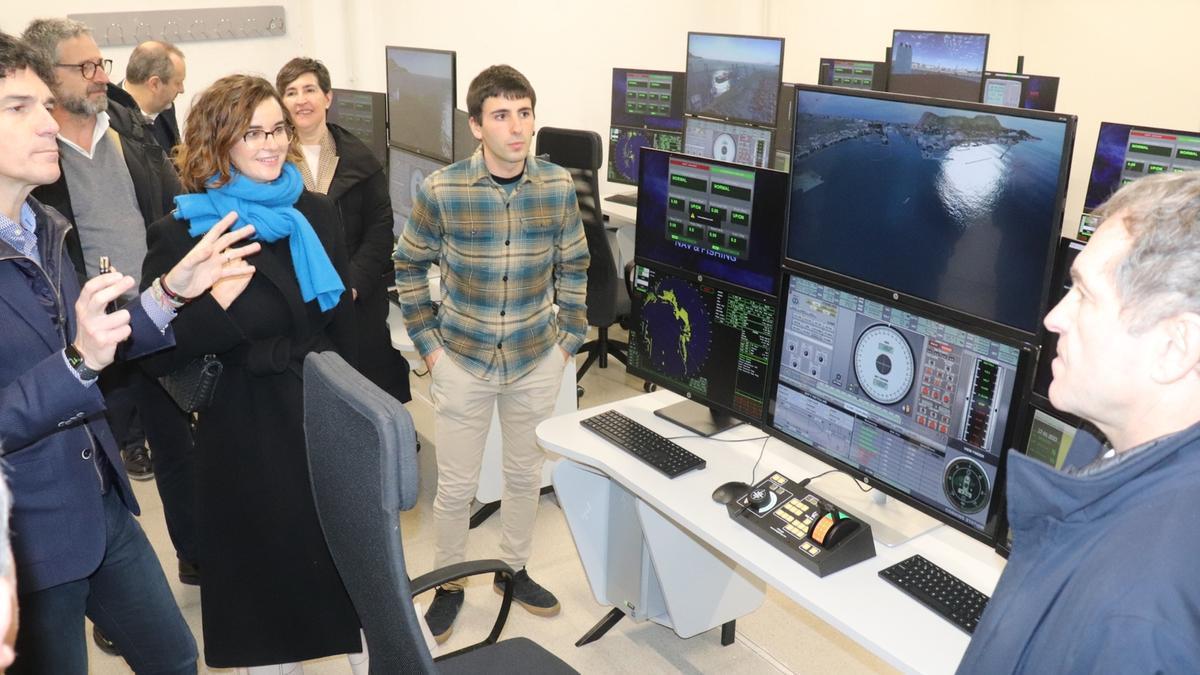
(158, 275), (191, 306)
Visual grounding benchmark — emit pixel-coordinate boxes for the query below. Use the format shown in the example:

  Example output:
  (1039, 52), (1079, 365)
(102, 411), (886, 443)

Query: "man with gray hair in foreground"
(958, 171), (1200, 673)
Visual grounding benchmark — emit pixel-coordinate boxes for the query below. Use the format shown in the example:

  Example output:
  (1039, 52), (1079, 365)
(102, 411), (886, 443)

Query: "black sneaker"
(178, 558), (200, 586)
(424, 586), (464, 644)
(93, 625), (120, 656)
(121, 444), (154, 481)
(494, 568), (560, 617)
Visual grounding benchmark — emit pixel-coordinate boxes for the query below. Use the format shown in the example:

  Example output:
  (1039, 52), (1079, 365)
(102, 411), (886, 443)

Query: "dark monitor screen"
(608, 127), (684, 185)
(817, 58), (889, 91)
(773, 83), (795, 172)
(328, 89), (388, 170)
(635, 148), (787, 295)
(888, 30), (989, 102)
(684, 117), (773, 168)
(385, 46), (455, 163)
(684, 32), (785, 127)
(1032, 238), (1086, 400)
(388, 146), (447, 237)
(611, 68), (685, 132)
(628, 262), (778, 423)
(980, 71), (1060, 112)
(768, 272), (1027, 542)
(786, 85), (1076, 335)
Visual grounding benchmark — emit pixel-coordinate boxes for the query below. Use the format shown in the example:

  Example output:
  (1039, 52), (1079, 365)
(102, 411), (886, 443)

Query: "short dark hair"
(126, 40), (183, 85)
(275, 57), (331, 96)
(0, 30), (54, 85)
(466, 65), (535, 124)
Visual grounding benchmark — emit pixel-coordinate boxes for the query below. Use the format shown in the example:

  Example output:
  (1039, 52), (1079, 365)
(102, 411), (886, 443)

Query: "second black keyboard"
(580, 410), (706, 478)
(878, 554), (990, 634)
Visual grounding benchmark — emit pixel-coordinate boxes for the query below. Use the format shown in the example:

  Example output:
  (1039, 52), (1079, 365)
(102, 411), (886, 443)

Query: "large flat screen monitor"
(684, 117), (773, 169)
(327, 89), (388, 170)
(817, 58), (889, 91)
(388, 146), (447, 237)
(452, 109), (476, 162)
(786, 85), (1076, 336)
(684, 32), (785, 127)
(1077, 121), (1200, 239)
(1032, 237), (1086, 401)
(627, 261), (779, 430)
(635, 148), (787, 295)
(768, 272), (1028, 544)
(385, 46), (455, 163)
(980, 71), (1060, 112)
(888, 30), (989, 102)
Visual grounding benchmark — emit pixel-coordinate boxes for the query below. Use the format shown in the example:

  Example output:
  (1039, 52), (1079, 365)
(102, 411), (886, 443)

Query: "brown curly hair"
(175, 74), (301, 192)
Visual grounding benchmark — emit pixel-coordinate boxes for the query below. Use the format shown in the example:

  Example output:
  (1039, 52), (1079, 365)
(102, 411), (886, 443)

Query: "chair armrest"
(411, 559), (517, 659)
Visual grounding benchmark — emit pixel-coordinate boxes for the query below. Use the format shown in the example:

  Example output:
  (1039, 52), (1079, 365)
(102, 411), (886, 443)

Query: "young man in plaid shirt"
(394, 64), (589, 643)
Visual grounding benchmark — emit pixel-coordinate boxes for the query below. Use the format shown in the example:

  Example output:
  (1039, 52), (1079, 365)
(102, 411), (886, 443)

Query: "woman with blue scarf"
(141, 75), (364, 673)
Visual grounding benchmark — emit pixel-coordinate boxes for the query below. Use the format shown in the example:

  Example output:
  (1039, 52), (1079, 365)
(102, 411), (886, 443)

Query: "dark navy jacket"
(958, 422), (1200, 673)
(0, 198), (173, 593)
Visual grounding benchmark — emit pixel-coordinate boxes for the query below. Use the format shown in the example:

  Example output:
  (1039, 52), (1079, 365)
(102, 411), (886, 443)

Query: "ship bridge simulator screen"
(685, 32), (784, 127)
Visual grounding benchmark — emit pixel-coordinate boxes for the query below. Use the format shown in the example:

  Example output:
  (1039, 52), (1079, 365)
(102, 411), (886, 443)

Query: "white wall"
(10, 0), (1200, 234)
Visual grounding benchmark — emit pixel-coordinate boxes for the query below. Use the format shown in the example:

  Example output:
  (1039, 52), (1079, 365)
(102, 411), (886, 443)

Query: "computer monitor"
(980, 71), (1060, 112)
(768, 272), (1029, 545)
(388, 146), (447, 237)
(635, 148), (787, 296)
(684, 117), (773, 169)
(997, 399), (1080, 555)
(786, 85), (1076, 336)
(452, 109), (476, 162)
(1032, 237), (1085, 401)
(887, 30), (989, 102)
(773, 83), (794, 172)
(327, 89), (388, 170)
(817, 58), (889, 91)
(626, 261), (779, 433)
(608, 127), (684, 185)
(1077, 121), (1200, 239)
(385, 45), (455, 163)
(684, 32), (785, 127)
(611, 68), (685, 132)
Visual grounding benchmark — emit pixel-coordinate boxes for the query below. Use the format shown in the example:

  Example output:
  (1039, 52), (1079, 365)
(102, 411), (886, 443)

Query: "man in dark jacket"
(958, 171), (1200, 673)
(105, 40), (185, 155)
(0, 30), (261, 672)
(22, 18), (200, 597)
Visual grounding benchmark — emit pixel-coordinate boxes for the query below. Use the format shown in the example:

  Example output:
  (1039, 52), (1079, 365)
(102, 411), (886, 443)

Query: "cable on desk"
(749, 435), (771, 485)
(800, 468), (874, 493)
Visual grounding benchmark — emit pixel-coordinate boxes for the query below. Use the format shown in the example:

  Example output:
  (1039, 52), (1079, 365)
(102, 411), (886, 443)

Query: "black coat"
(106, 83), (180, 154)
(141, 192), (361, 667)
(327, 123), (410, 402)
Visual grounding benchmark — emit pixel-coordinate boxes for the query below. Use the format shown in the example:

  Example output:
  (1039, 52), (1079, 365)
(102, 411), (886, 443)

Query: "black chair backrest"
(304, 351), (435, 674)
(536, 126), (621, 327)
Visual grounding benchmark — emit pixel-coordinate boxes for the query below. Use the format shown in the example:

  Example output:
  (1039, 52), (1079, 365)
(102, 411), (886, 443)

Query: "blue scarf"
(174, 162), (344, 312)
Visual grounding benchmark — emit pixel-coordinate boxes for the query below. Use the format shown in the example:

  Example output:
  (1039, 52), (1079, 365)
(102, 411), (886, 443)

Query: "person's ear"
(1150, 312), (1200, 384)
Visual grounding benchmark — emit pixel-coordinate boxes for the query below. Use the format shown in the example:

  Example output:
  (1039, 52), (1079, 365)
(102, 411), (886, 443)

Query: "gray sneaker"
(494, 568), (560, 617)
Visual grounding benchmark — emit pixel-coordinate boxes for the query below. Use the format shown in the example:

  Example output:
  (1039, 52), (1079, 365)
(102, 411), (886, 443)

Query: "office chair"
(303, 352), (578, 674)
(535, 126), (630, 397)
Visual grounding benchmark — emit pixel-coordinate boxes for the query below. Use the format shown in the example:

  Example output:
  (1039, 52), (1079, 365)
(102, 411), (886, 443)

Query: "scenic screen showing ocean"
(785, 88), (1073, 334)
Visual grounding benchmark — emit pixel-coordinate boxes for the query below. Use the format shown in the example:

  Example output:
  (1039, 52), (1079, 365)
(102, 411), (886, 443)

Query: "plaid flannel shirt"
(393, 150), (589, 384)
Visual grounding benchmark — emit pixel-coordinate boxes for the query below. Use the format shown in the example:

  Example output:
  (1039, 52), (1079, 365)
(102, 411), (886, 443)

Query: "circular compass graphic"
(713, 133), (737, 161)
(853, 324), (915, 405)
(943, 457), (990, 514)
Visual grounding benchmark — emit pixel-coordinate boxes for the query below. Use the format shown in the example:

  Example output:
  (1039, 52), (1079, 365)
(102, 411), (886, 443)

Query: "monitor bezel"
(684, 31), (786, 128)
(784, 83), (1078, 341)
(817, 57), (890, 91)
(384, 45), (457, 164)
(888, 29), (991, 102)
(626, 257), (780, 427)
(327, 88), (389, 170)
(765, 264), (1034, 546)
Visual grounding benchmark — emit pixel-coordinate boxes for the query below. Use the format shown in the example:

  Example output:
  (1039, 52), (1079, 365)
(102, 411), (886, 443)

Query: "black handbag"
(159, 354), (223, 413)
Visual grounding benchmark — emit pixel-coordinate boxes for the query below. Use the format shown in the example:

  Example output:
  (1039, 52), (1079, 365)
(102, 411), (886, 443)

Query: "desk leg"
(575, 608), (626, 647)
(721, 620), (736, 646)
(469, 486), (557, 529)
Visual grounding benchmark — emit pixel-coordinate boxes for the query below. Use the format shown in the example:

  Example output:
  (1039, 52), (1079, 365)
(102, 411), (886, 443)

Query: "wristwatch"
(65, 344), (102, 382)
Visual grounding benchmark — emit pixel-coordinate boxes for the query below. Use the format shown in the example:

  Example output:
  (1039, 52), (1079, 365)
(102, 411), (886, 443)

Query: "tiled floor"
(86, 326), (894, 674)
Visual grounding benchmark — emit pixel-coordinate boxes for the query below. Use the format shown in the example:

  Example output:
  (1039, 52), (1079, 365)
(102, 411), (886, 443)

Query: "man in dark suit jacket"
(0, 32), (260, 673)
(105, 40), (185, 155)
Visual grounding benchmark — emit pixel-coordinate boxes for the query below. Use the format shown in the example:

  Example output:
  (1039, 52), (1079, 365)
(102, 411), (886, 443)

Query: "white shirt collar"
(57, 111), (112, 160)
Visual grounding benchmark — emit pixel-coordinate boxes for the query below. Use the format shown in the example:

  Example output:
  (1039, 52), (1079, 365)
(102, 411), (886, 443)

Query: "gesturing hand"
(162, 211), (262, 299)
(72, 270), (136, 371)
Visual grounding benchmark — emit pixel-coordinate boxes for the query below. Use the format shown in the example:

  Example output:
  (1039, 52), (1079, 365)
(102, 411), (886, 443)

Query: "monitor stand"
(653, 400), (739, 437)
(808, 477), (940, 547)
(605, 190), (639, 208)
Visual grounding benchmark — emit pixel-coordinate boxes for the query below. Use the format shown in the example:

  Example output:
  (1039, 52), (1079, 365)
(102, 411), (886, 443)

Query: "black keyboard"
(580, 410), (706, 478)
(878, 554), (990, 634)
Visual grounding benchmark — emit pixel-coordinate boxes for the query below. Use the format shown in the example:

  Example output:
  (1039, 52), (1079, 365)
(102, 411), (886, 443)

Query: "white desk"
(537, 390), (1007, 675)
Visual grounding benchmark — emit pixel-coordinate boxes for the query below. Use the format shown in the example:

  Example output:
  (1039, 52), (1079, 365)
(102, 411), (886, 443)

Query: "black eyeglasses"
(242, 123), (292, 146)
(54, 59), (113, 80)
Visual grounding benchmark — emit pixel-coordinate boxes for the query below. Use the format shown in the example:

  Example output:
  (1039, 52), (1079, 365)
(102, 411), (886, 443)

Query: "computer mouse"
(712, 481), (752, 505)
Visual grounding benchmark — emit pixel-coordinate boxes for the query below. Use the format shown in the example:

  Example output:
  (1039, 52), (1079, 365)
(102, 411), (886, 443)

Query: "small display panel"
(327, 89), (388, 170)
(980, 71), (1060, 112)
(684, 117), (773, 169)
(888, 30), (990, 102)
(388, 146), (447, 237)
(607, 126), (684, 186)
(818, 58), (889, 91)
(611, 68), (686, 131)
(685, 32), (785, 127)
(1023, 406), (1077, 470)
